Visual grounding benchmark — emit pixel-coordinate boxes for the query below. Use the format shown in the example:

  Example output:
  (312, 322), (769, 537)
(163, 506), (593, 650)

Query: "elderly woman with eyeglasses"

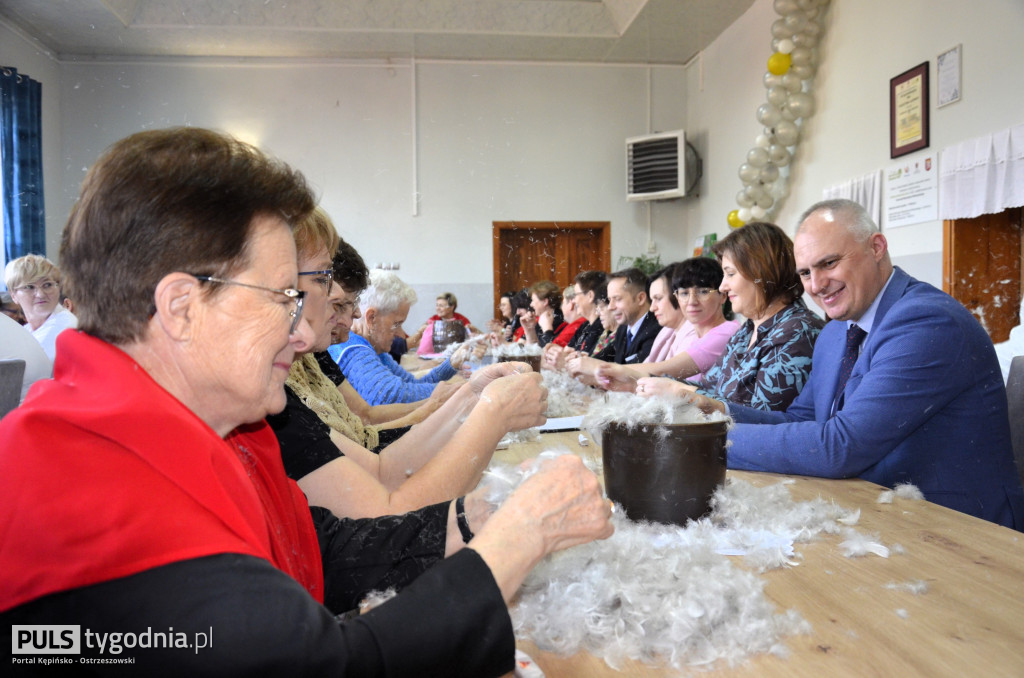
(595, 258), (739, 391)
(329, 270), (480, 406)
(312, 235), (460, 435)
(4, 254), (78, 361)
(0, 127), (612, 675)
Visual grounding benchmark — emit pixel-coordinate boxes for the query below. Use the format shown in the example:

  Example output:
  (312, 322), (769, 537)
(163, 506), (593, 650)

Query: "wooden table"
(496, 431), (1024, 677)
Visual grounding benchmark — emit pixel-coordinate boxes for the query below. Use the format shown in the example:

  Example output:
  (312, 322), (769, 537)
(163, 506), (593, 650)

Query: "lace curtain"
(939, 123), (1024, 220)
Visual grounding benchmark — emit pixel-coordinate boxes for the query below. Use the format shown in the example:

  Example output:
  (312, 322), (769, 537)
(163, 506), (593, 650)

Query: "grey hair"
(360, 269), (418, 314)
(797, 198), (878, 242)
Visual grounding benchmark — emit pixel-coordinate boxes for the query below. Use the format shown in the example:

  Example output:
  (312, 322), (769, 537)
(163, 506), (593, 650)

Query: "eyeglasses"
(334, 294), (361, 316)
(15, 280), (58, 294)
(674, 287), (717, 300)
(193, 275), (305, 334)
(299, 268), (334, 293)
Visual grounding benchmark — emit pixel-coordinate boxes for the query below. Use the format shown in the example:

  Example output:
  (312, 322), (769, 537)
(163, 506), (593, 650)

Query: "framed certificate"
(890, 62), (929, 158)
(937, 45), (962, 107)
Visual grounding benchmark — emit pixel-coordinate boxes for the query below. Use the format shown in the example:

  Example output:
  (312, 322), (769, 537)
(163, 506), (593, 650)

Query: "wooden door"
(492, 221), (610, 318)
(943, 207), (1023, 342)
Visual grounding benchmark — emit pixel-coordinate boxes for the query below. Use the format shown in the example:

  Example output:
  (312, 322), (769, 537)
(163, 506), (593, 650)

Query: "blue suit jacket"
(728, 268), (1024, 529)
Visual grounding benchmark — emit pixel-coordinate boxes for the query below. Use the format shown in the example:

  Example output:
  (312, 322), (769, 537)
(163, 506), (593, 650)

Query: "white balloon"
(773, 120), (800, 146)
(756, 193), (775, 209)
(790, 63), (816, 80)
(745, 184), (765, 202)
(738, 207), (753, 222)
(785, 92), (815, 119)
(777, 39), (795, 55)
(781, 73), (803, 93)
(759, 164), (780, 183)
(773, 0), (800, 15)
(803, 19), (822, 37)
(781, 106), (798, 121)
(736, 190), (755, 208)
(747, 147), (770, 167)
(763, 72), (782, 90)
(771, 18), (794, 39)
(790, 46), (812, 66)
(767, 86), (789, 108)
(784, 13), (807, 33)
(769, 144), (792, 166)
(793, 31), (819, 49)
(797, 0), (815, 9)
(757, 103), (783, 127)
(738, 163), (760, 183)
(755, 133), (771, 148)
(751, 205), (767, 219)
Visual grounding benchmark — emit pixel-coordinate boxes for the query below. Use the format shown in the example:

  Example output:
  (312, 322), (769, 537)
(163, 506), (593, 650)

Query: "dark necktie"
(832, 324), (867, 416)
(626, 329), (634, 349)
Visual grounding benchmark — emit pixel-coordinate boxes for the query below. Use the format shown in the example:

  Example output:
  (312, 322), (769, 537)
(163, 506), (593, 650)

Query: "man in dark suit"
(595, 267), (661, 365)
(685, 199), (1023, 528)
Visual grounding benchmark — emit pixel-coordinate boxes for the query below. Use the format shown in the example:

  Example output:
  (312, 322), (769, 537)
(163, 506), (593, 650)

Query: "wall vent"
(626, 129), (688, 201)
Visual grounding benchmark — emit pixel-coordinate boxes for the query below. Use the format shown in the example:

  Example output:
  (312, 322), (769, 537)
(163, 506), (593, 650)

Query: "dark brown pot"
(497, 354), (543, 373)
(433, 319), (467, 352)
(602, 421), (728, 526)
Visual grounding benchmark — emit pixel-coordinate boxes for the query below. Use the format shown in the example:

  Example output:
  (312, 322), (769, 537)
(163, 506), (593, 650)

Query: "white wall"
(0, 18), (62, 264)
(8, 0), (1023, 318)
(56, 58), (688, 326)
(686, 0), (1024, 287)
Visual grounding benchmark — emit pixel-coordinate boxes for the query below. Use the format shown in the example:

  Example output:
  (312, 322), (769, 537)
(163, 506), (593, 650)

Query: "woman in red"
(0, 127), (612, 676)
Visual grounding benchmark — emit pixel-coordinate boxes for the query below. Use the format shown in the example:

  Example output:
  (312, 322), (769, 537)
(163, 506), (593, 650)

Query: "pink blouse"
(644, 320), (740, 381)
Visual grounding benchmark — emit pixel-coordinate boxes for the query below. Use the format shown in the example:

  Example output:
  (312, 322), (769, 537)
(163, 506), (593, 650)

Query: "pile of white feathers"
(478, 448), (887, 673)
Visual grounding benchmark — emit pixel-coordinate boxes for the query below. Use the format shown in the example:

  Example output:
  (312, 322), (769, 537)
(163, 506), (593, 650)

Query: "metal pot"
(497, 354), (542, 373)
(602, 420), (728, 526)
(432, 319), (467, 352)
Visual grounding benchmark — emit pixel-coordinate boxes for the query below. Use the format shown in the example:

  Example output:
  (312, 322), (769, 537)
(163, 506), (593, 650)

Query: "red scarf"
(0, 331), (323, 611)
(553, 317), (585, 347)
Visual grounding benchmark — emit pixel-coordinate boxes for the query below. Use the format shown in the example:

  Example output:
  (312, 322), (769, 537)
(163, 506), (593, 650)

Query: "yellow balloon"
(727, 210), (745, 229)
(767, 52), (792, 76)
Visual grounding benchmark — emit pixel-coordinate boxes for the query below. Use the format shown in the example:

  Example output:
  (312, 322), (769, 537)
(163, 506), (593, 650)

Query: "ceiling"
(0, 0), (755, 65)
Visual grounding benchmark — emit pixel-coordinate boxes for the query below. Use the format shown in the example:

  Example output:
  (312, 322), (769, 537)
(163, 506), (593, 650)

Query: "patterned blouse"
(694, 299), (825, 411)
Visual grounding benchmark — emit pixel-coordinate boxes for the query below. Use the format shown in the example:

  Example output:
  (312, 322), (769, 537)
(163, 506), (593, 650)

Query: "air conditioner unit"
(626, 129), (700, 202)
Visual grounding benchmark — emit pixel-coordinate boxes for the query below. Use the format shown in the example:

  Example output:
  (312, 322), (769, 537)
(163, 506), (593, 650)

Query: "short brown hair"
(529, 280), (562, 307)
(573, 270), (607, 296)
(608, 267), (650, 297)
(60, 127), (315, 344)
(711, 222), (801, 316)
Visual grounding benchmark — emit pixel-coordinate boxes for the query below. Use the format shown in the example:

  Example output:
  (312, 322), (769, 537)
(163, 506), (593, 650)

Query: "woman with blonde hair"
(4, 254), (77, 360)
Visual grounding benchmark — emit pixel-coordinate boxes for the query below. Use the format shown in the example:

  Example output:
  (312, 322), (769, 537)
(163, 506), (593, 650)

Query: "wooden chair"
(0, 359), (26, 420)
(1008, 356), (1024, 487)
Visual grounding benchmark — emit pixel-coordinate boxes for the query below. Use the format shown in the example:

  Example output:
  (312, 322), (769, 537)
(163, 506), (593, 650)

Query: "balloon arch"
(727, 0), (831, 230)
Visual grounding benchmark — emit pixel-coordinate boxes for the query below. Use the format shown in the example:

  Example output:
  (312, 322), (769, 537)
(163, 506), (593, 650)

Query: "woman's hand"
(537, 308), (554, 333)
(428, 377), (465, 407)
(543, 345), (573, 371)
(507, 455), (614, 554)
(594, 363), (640, 392)
(635, 377), (726, 414)
(479, 371), (547, 431)
(468, 360), (534, 395)
(635, 376), (689, 399)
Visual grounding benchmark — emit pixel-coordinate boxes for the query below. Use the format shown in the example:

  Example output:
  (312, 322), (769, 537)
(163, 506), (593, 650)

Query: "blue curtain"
(1, 66), (46, 264)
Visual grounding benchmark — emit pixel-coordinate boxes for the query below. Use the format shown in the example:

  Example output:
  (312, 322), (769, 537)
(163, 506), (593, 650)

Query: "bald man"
(720, 199), (1023, 529)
